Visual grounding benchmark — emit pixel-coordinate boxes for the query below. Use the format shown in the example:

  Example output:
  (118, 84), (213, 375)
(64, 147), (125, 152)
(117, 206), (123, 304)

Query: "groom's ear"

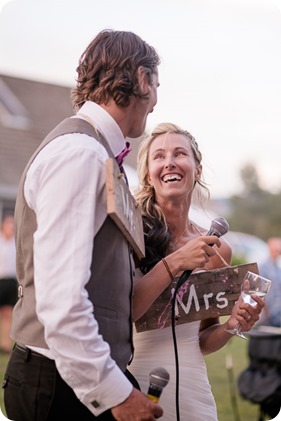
(136, 66), (150, 95)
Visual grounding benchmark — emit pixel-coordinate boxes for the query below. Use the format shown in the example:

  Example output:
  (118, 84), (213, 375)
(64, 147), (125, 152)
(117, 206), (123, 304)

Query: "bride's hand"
(225, 295), (264, 332)
(174, 235), (221, 272)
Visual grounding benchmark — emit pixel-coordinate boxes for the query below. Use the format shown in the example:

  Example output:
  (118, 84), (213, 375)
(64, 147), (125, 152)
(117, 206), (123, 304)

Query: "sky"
(0, 0), (281, 199)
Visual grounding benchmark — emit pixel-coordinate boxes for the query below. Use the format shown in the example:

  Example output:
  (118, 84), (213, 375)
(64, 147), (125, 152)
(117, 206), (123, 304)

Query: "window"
(0, 78), (30, 129)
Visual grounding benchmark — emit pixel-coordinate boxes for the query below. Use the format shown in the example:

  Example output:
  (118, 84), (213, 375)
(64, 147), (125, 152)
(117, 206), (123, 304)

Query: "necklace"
(169, 220), (193, 252)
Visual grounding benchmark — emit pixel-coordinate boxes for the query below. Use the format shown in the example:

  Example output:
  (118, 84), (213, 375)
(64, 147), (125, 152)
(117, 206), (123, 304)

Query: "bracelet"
(161, 258), (174, 282)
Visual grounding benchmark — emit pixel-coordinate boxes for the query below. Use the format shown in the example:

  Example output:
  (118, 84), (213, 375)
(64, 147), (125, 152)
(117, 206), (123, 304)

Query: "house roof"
(0, 74), (141, 200)
(0, 74), (74, 198)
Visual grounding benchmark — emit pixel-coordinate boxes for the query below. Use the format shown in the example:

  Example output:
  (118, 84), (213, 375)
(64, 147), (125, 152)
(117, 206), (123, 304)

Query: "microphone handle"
(147, 385), (162, 403)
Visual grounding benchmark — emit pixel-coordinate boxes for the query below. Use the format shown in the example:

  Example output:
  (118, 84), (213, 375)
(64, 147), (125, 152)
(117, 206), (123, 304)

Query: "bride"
(130, 122), (264, 420)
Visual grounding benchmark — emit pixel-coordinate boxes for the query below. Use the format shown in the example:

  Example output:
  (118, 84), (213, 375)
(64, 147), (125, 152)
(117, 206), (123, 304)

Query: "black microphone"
(147, 367), (170, 403)
(176, 216), (229, 289)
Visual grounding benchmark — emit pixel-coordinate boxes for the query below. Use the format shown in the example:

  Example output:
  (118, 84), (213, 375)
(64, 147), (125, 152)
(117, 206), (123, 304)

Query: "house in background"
(0, 73), (143, 220)
(0, 74), (73, 218)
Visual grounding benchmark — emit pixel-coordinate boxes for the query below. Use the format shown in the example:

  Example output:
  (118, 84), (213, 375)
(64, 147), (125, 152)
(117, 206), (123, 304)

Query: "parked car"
(224, 231), (269, 266)
(188, 208), (269, 267)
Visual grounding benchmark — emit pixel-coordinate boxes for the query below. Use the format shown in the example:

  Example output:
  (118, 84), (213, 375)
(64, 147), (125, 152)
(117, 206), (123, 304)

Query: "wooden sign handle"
(106, 158), (145, 259)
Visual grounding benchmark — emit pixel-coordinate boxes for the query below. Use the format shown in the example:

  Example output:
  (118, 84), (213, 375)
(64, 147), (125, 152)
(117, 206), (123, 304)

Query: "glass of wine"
(225, 271), (271, 339)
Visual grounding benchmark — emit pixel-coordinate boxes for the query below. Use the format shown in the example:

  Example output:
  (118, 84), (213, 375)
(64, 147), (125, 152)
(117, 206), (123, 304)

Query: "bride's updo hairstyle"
(134, 122), (209, 273)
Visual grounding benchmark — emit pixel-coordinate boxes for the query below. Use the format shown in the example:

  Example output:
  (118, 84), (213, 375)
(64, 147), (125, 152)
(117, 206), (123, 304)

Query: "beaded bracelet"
(161, 258), (174, 282)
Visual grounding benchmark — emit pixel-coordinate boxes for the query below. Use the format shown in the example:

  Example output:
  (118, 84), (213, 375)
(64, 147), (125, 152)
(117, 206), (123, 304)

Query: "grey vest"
(11, 118), (134, 371)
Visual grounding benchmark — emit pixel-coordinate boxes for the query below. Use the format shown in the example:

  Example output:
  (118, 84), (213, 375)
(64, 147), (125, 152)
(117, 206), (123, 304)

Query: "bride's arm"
(198, 240), (265, 355)
(199, 295), (265, 355)
(199, 318), (234, 355)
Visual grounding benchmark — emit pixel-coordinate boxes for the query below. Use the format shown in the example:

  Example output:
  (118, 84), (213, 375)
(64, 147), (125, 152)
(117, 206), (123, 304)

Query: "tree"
(228, 163), (281, 240)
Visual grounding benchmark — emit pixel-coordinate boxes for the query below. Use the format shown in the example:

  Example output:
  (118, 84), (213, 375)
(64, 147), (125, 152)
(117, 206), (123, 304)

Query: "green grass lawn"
(0, 339), (272, 421)
(0, 351), (8, 416)
(205, 336), (269, 421)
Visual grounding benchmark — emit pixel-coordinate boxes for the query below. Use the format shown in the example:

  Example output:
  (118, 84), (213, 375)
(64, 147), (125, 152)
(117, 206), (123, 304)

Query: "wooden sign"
(135, 262), (258, 332)
(106, 158), (145, 259)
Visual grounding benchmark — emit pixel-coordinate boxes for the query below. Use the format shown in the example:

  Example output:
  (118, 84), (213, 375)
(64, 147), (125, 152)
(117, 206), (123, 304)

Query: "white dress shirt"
(24, 101), (133, 416)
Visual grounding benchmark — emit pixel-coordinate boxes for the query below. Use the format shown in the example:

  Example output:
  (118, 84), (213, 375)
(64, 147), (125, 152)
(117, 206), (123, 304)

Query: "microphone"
(176, 216), (229, 289)
(206, 216), (229, 240)
(147, 367), (170, 403)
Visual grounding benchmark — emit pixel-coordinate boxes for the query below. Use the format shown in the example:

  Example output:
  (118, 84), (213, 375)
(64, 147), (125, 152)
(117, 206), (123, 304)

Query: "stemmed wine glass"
(225, 271), (271, 339)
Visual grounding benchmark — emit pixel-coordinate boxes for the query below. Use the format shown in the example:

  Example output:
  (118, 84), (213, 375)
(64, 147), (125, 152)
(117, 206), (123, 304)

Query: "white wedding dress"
(130, 321), (218, 420)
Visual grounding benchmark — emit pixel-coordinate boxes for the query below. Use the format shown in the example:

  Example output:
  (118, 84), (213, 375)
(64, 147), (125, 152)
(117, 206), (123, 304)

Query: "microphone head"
(209, 216), (229, 237)
(149, 367), (170, 389)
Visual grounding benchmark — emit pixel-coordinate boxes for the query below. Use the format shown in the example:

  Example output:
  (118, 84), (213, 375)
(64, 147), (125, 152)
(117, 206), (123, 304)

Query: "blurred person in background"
(238, 237), (281, 420)
(258, 237), (281, 327)
(0, 214), (17, 353)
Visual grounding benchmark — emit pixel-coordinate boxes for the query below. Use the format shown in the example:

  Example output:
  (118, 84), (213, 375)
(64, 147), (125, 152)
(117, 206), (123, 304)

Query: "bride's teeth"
(163, 174), (182, 182)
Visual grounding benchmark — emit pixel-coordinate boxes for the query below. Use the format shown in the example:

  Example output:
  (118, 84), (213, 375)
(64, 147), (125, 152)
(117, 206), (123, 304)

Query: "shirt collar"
(77, 101), (126, 157)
